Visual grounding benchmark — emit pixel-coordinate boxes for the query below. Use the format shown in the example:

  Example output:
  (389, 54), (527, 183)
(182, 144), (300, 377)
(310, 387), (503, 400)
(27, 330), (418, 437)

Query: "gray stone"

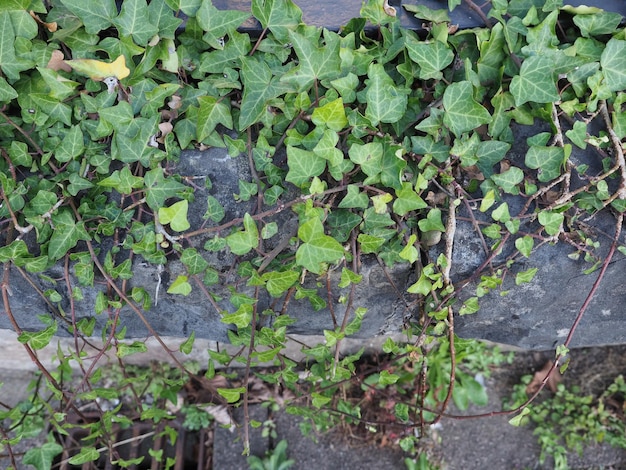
(2, 120), (626, 350)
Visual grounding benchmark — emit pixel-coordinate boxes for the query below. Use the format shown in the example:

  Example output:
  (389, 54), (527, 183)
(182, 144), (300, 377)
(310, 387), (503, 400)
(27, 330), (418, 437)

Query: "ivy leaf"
(251, 0), (303, 43)
(144, 167), (187, 211)
(262, 270), (300, 297)
(490, 167), (524, 194)
(574, 12), (623, 38)
(364, 63), (409, 126)
(516, 267), (538, 285)
(285, 146), (326, 187)
(281, 29), (341, 91)
(203, 195), (225, 222)
(296, 217), (344, 274)
(48, 211), (91, 261)
(239, 56), (291, 129)
(313, 129), (343, 166)
(60, 0), (117, 34)
(0, 240), (29, 262)
(357, 233), (386, 254)
(167, 275), (192, 296)
(18, 322), (57, 350)
(338, 185), (369, 209)
(311, 98), (348, 132)
(66, 56), (130, 81)
(68, 447), (100, 465)
(600, 38), (626, 93)
(393, 182), (428, 216)
(0, 76), (17, 102)
(525, 146), (565, 182)
(349, 142), (383, 180)
(405, 34), (454, 80)
(418, 208), (445, 232)
(22, 440), (63, 470)
(538, 211), (564, 236)
(515, 235), (534, 258)
(510, 55), (559, 106)
(181, 248), (209, 275)
(226, 213), (259, 255)
(443, 81), (491, 137)
(196, 0), (251, 49)
(218, 387), (246, 403)
(117, 341), (149, 357)
(179, 331), (196, 354)
(197, 96), (232, 142)
(113, 0), (158, 45)
(55, 125), (84, 162)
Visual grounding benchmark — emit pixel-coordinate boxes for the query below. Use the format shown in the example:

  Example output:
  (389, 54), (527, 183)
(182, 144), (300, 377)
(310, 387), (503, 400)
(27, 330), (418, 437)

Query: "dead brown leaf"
(30, 10), (57, 32)
(526, 360), (562, 395)
(47, 50), (72, 73)
(183, 374), (229, 405)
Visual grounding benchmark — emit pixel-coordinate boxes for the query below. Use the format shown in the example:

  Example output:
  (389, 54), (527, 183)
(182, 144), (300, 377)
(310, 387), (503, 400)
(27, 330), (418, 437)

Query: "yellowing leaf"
(65, 55), (130, 81)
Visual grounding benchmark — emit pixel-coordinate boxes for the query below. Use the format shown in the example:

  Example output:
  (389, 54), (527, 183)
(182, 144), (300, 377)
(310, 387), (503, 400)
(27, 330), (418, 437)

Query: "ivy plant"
(0, 0), (625, 468)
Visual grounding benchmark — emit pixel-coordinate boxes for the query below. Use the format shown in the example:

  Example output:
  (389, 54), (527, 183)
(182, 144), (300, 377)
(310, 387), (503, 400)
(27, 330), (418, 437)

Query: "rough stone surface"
(2, 120), (626, 349)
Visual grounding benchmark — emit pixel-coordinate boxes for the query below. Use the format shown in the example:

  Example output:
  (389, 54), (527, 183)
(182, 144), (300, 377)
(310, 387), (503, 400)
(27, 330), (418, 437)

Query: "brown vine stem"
(68, 202), (189, 374)
(600, 100), (626, 199)
(179, 185), (351, 240)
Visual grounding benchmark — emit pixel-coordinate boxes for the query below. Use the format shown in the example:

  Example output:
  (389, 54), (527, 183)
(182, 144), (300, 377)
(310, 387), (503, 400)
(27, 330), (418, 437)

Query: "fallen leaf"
(183, 374), (229, 405)
(526, 360), (562, 395)
(47, 50), (72, 72)
(30, 10), (57, 32)
(65, 55), (130, 81)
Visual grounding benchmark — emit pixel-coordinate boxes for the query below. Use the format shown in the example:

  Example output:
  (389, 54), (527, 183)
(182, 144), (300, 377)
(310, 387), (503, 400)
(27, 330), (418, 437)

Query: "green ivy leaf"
(418, 208), (445, 232)
(510, 55), (559, 106)
(197, 96), (232, 142)
(490, 167), (524, 194)
(158, 200), (190, 232)
(443, 81), (491, 137)
(113, 0), (159, 45)
(60, 0), (117, 34)
(338, 267), (363, 288)
(68, 447), (100, 465)
(181, 248), (209, 275)
(538, 211), (564, 236)
(179, 331), (195, 355)
(281, 29), (341, 91)
(357, 233), (385, 254)
(117, 341), (148, 358)
(22, 440), (63, 470)
(516, 267), (538, 285)
(196, 0), (250, 49)
(167, 275), (192, 296)
(203, 195), (225, 222)
(18, 322), (57, 350)
(226, 213), (259, 255)
(515, 235), (534, 258)
(313, 129), (343, 166)
(338, 185), (369, 209)
(48, 211), (91, 261)
(573, 11), (623, 38)
(459, 297), (479, 315)
(399, 234), (419, 264)
(364, 63), (409, 126)
(405, 34), (454, 80)
(285, 145), (326, 187)
(262, 270), (300, 297)
(393, 182), (428, 216)
(217, 387), (246, 403)
(600, 38), (626, 92)
(525, 146), (566, 182)
(239, 56), (291, 129)
(349, 142), (383, 180)
(311, 98), (348, 132)
(296, 217), (344, 274)
(251, 0), (302, 43)
(144, 167), (187, 211)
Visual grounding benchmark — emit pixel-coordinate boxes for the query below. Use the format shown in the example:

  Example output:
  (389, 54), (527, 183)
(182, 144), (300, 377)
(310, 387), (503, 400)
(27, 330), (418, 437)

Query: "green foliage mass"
(0, 0), (625, 468)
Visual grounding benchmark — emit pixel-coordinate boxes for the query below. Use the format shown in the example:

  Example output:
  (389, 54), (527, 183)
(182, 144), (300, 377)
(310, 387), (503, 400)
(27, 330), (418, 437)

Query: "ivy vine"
(0, 0), (625, 467)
